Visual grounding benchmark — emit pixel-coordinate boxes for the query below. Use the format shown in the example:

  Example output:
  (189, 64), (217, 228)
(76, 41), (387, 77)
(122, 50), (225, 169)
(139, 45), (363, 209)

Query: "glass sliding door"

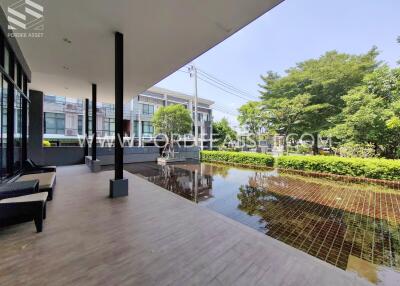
(0, 77), (7, 180)
(0, 30), (30, 180)
(13, 90), (22, 172)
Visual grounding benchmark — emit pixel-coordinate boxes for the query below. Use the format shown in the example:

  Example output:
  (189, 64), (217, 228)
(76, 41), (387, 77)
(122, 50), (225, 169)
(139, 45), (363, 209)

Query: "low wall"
(43, 147), (85, 166)
(92, 146), (200, 165)
(42, 146), (200, 166)
(174, 146), (200, 161)
(93, 147), (160, 165)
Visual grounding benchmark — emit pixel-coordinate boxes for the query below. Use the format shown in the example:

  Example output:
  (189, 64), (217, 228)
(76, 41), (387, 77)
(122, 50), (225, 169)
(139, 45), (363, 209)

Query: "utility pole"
(189, 65), (198, 146)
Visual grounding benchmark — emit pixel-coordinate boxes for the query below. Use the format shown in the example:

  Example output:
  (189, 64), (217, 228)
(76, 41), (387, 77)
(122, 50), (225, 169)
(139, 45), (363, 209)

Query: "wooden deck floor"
(0, 165), (372, 286)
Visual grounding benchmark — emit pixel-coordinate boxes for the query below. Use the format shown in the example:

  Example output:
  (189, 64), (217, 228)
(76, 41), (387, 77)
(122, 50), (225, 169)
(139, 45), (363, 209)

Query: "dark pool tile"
(138, 162), (400, 272)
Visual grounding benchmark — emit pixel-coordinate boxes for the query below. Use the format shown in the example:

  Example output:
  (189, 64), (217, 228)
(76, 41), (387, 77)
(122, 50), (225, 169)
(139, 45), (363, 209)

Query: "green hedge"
(200, 151), (274, 167)
(277, 155), (400, 181)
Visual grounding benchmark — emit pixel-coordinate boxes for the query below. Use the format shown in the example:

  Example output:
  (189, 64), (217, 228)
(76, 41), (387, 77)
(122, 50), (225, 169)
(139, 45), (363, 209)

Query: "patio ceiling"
(12, 0), (282, 103)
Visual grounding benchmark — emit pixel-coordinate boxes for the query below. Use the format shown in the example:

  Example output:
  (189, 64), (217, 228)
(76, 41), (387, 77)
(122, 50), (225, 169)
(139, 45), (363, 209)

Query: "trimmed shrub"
(200, 151), (274, 167)
(277, 155), (400, 181)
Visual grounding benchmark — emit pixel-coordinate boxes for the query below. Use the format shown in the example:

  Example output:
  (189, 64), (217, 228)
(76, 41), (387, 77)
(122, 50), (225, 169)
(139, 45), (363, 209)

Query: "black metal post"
(84, 98), (89, 157)
(91, 84), (97, 161)
(115, 32), (123, 180)
(21, 77), (28, 162)
(110, 31), (128, 198)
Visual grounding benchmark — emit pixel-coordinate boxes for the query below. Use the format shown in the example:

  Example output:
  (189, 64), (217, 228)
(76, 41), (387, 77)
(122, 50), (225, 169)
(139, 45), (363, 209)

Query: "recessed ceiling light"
(63, 37), (72, 44)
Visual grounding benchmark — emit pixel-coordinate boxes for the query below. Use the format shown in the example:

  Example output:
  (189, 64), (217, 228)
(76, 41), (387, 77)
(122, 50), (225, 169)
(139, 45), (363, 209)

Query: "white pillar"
(209, 120), (213, 150)
(130, 111), (134, 146)
(194, 169), (198, 203)
(138, 113), (142, 147)
(200, 126), (204, 151)
(164, 93), (167, 106)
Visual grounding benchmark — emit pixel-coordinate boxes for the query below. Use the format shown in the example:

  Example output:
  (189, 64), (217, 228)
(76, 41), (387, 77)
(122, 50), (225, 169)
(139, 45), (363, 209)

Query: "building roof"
(146, 86), (214, 106)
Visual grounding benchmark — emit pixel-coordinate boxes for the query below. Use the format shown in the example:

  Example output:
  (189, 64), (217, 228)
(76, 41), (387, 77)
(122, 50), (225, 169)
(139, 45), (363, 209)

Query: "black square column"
(91, 84), (97, 160)
(28, 90), (44, 164)
(84, 98), (89, 157)
(110, 31), (128, 198)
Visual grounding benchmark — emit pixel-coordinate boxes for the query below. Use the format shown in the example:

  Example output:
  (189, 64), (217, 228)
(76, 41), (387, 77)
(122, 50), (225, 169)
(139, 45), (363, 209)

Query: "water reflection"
(147, 164), (213, 203)
(132, 162), (400, 284)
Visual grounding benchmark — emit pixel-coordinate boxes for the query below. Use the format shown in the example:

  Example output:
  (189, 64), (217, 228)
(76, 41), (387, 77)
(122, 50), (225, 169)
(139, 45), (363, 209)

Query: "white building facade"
(43, 87), (214, 148)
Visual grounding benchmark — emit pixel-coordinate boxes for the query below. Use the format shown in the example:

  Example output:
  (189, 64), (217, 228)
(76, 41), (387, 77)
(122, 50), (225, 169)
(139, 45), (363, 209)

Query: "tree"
(397, 36), (400, 65)
(212, 118), (237, 148)
(238, 101), (264, 144)
(326, 66), (400, 158)
(152, 104), (192, 156)
(260, 49), (379, 154)
(264, 94), (318, 151)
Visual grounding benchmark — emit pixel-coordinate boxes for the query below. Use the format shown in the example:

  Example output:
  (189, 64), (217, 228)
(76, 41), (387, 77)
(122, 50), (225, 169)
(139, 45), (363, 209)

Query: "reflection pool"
(122, 161), (400, 285)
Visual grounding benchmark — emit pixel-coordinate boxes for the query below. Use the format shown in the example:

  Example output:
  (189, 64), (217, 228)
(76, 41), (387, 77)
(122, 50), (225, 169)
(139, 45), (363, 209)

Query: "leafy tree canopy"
(212, 118), (237, 147)
(237, 101), (264, 142)
(325, 66), (400, 158)
(151, 104), (192, 137)
(260, 48), (379, 134)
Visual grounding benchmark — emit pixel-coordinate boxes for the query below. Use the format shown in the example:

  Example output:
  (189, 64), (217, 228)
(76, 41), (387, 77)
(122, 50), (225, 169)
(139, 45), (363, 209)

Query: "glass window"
(142, 104), (154, 115)
(104, 117), (115, 136)
(0, 78), (7, 180)
(14, 62), (17, 81)
(4, 45), (9, 75)
(134, 121), (139, 137)
(142, 121), (154, 137)
(44, 95), (66, 104)
(44, 112), (65, 134)
(13, 91), (22, 172)
(44, 95), (55, 103)
(0, 37), (29, 178)
(78, 115), (83, 135)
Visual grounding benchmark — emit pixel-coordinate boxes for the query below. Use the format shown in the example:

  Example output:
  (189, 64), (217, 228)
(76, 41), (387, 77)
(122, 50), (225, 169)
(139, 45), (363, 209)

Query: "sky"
(156, 0), (400, 129)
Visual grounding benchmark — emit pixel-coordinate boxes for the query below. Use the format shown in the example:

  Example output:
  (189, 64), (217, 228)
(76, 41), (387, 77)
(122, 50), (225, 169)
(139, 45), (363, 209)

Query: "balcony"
(63, 102), (83, 113)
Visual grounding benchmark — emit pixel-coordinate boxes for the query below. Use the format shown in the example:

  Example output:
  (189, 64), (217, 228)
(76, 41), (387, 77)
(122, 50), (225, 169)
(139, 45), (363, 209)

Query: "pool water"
(123, 161), (400, 284)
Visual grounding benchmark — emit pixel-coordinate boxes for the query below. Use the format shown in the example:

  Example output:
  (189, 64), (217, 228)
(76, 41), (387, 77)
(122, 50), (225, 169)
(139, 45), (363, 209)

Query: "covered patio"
(0, 0), (378, 285)
(0, 165), (372, 286)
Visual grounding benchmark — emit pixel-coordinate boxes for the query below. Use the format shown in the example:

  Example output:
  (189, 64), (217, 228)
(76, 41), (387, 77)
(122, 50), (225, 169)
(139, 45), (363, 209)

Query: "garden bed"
(200, 151), (400, 188)
(277, 155), (400, 181)
(200, 151), (274, 168)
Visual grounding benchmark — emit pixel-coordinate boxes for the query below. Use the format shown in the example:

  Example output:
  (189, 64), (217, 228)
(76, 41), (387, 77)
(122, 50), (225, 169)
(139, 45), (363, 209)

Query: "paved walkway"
(0, 165), (372, 286)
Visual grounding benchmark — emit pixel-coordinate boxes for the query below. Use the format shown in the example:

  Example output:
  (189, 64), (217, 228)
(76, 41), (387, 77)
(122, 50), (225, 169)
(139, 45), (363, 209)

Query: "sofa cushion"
(0, 180), (39, 200)
(0, 192), (48, 203)
(17, 172), (56, 189)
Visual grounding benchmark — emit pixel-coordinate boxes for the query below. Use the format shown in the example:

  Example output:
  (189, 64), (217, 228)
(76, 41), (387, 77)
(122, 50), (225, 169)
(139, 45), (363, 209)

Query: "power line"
(213, 107), (237, 116)
(212, 105), (238, 117)
(198, 73), (255, 101)
(197, 75), (254, 102)
(196, 68), (259, 100)
(177, 69), (189, 74)
(197, 68), (255, 98)
(179, 67), (259, 101)
(177, 66), (247, 117)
